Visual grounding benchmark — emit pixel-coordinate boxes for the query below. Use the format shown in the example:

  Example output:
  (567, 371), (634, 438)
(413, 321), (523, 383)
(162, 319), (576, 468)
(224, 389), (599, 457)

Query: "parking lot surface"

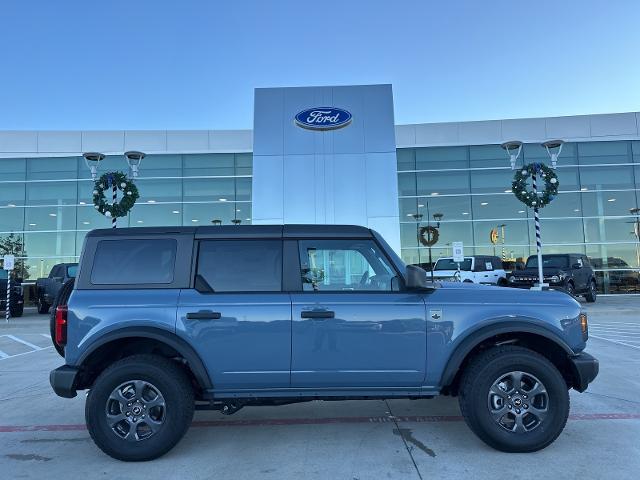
(1, 297), (639, 479)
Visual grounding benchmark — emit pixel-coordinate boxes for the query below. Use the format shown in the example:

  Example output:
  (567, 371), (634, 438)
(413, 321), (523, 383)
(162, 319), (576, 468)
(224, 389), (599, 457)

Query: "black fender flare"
(77, 327), (213, 390)
(440, 321), (574, 387)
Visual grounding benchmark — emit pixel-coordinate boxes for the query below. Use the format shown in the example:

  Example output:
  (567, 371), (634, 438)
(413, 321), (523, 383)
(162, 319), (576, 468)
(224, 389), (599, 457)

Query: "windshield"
(434, 258), (472, 271)
(526, 256), (569, 269)
(67, 265), (78, 278)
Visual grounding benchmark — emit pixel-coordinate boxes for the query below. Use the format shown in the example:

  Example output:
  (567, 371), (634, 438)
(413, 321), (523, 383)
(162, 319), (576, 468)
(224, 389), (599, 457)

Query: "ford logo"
(294, 107), (352, 131)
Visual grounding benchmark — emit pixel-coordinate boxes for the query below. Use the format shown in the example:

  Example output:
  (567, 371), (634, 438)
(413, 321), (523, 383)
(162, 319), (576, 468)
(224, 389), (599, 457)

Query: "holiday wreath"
(92, 171), (139, 218)
(512, 162), (559, 208)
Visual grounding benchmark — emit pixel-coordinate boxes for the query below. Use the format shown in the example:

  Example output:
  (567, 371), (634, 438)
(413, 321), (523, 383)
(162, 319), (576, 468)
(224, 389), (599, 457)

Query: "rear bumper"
(50, 365), (80, 398)
(569, 352), (599, 392)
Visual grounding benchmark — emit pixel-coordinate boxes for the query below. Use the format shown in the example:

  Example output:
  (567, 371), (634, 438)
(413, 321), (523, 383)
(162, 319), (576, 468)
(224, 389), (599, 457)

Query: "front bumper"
(568, 352), (599, 392)
(50, 365), (80, 398)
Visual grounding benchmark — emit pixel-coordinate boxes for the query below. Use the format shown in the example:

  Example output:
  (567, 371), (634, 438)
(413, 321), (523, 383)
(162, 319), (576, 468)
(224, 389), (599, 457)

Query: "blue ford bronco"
(50, 225), (598, 461)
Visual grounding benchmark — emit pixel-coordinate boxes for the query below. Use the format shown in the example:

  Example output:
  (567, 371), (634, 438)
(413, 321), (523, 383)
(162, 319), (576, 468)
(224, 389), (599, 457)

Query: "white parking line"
(3, 334), (43, 351)
(0, 346), (52, 360)
(590, 335), (640, 350)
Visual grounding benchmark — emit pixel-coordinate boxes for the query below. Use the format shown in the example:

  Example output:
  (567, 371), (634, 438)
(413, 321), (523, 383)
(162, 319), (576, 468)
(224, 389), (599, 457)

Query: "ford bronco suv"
(50, 225), (598, 461)
(432, 256), (508, 285)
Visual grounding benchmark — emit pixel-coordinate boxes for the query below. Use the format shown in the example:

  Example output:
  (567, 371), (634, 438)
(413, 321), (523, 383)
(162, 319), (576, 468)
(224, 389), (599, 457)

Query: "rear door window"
(91, 239), (177, 285)
(196, 240), (282, 292)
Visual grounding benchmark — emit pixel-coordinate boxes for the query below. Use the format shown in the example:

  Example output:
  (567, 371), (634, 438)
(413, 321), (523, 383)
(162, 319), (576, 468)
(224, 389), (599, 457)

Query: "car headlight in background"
(580, 312), (588, 339)
(550, 275), (560, 283)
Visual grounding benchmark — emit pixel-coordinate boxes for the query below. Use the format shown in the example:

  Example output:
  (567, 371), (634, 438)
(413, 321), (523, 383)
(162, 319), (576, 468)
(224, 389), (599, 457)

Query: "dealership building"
(1, 84), (639, 294)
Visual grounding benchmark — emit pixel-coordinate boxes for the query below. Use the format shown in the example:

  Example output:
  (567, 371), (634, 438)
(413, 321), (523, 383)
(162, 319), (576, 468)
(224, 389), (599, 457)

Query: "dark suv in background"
(508, 254), (597, 302)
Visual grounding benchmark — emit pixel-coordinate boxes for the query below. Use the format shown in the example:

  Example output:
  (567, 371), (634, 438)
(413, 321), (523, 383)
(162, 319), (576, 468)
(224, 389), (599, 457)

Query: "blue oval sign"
(295, 107), (352, 131)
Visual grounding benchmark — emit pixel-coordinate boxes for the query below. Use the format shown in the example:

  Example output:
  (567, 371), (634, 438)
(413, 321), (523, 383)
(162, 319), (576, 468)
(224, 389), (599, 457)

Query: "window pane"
(129, 204), (181, 227)
(1, 183), (26, 206)
(25, 206), (76, 231)
(470, 145), (513, 168)
(197, 240), (281, 292)
(474, 220), (530, 246)
(298, 239), (396, 292)
(235, 153), (252, 176)
(578, 141), (631, 165)
(27, 157), (77, 180)
(529, 218), (584, 244)
(417, 171), (469, 195)
(24, 232), (77, 258)
(183, 178), (235, 201)
(396, 149), (415, 171)
(579, 166), (635, 190)
(584, 218), (640, 243)
(135, 178), (182, 203)
(91, 239), (176, 285)
(183, 154), (234, 177)
(0, 158), (26, 180)
(0, 207), (24, 232)
(139, 155), (182, 177)
(26, 182), (77, 206)
(398, 172), (416, 196)
(472, 195), (527, 220)
(470, 168), (514, 194)
(581, 191), (638, 217)
(182, 203), (239, 226)
(401, 196), (472, 222)
(416, 146), (467, 170)
(539, 193), (581, 218)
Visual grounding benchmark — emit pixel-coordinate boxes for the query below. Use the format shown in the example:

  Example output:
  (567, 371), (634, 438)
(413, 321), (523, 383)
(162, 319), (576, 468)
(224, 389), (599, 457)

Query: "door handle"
(301, 310), (335, 319)
(186, 310), (222, 320)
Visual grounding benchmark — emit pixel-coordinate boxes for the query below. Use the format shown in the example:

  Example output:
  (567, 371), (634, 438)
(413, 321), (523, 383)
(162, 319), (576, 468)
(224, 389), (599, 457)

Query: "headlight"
(508, 276), (516, 283)
(550, 275), (560, 283)
(580, 312), (588, 338)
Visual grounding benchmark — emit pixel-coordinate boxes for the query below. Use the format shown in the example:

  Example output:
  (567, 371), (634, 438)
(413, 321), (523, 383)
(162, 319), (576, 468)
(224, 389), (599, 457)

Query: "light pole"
(211, 219), (222, 226)
(630, 207), (640, 269)
(125, 151), (145, 178)
(501, 141), (522, 170)
(411, 213), (424, 268)
(83, 152), (105, 180)
(498, 223), (507, 261)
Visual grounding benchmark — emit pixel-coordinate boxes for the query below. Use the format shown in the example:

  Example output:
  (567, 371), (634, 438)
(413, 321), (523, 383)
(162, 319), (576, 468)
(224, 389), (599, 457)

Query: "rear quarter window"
(90, 239), (177, 285)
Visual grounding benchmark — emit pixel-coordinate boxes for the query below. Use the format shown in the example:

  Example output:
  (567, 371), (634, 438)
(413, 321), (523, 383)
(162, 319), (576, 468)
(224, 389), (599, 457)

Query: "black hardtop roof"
(86, 224), (375, 239)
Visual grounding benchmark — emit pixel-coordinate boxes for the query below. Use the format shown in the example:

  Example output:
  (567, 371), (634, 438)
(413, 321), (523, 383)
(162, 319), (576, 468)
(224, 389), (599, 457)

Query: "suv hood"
(513, 267), (566, 276)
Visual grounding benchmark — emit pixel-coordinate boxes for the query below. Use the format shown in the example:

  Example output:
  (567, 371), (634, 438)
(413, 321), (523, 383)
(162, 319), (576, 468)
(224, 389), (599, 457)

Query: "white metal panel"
(0, 131), (38, 153)
(367, 215), (401, 255)
(331, 85), (365, 154)
(208, 130), (253, 151)
(395, 125), (416, 147)
(458, 120), (502, 145)
(545, 115), (591, 139)
(415, 122), (459, 145)
(331, 153), (367, 224)
(501, 118), (546, 143)
(253, 88), (284, 156)
(166, 131), (208, 151)
(37, 131), (82, 153)
(283, 88), (317, 155)
(362, 84), (395, 153)
(282, 154), (316, 223)
(81, 131), (125, 153)
(365, 152), (400, 218)
(251, 154), (284, 223)
(124, 131), (167, 152)
(589, 113), (637, 137)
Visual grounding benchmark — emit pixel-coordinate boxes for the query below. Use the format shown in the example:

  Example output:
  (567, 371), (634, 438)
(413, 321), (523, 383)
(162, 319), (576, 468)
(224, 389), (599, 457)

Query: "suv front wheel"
(86, 354), (195, 461)
(459, 345), (569, 452)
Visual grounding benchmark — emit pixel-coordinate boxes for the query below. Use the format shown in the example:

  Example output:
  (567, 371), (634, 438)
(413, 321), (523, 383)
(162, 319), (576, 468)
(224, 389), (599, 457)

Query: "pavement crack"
(384, 400), (425, 480)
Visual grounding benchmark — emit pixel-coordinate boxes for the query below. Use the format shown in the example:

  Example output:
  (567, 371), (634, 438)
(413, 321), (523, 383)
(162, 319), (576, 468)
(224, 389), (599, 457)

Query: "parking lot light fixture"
(124, 151), (146, 178)
(542, 140), (564, 169)
(433, 212), (443, 228)
(211, 219), (222, 226)
(501, 141), (522, 170)
(83, 152), (105, 180)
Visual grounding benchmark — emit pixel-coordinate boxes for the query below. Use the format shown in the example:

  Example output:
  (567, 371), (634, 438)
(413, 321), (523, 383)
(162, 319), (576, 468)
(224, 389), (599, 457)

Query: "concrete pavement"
(0, 298), (639, 479)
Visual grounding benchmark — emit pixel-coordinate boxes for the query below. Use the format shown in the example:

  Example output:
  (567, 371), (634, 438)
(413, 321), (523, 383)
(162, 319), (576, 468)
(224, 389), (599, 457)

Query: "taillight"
(55, 305), (68, 347)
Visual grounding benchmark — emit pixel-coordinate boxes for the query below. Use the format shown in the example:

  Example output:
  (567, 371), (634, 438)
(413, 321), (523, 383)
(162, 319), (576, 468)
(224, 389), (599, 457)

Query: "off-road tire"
(37, 298), (50, 314)
(49, 278), (75, 357)
(584, 280), (597, 303)
(86, 354), (195, 461)
(459, 345), (569, 453)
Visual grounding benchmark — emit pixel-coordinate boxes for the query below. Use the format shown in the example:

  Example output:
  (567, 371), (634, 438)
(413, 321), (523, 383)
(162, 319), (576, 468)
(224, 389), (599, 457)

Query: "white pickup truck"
(432, 255), (508, 285)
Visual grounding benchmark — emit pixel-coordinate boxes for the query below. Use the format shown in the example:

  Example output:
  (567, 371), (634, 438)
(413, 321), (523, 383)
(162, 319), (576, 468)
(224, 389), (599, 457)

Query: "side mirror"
(406, 265), (429, 289)
(572, 263), (582, 269)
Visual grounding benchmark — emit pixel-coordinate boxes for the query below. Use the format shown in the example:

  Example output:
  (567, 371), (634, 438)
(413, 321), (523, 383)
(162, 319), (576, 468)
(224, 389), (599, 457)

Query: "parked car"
(50, 225), (598, 461)
(431, 255), (508, 285)
(0, 270), (24, 317)
(35, 263), (77, 313)
(508, 254), (597, 302)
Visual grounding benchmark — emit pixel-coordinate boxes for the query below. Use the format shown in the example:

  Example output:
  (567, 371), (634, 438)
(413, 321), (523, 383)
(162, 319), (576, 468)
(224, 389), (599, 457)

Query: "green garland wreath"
(419, 225), (439, 247)
(92, 171), (139, 218)
(512, 162), (559, 208)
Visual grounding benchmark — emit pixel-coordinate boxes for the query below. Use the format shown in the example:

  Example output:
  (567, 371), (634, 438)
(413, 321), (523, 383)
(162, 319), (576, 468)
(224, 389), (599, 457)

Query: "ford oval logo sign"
(295, 107), (352, 131)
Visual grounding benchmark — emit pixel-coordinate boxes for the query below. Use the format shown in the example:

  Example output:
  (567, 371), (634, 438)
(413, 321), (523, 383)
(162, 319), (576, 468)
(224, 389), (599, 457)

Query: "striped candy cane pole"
(112, 182), (117, 229)
(532, 165), (544, 288)
(5, 270), (11, 322)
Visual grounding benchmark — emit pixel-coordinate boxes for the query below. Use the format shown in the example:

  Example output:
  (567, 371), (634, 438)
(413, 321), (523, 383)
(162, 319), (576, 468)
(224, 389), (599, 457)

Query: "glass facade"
(0, 153), (252, 279)
(397, 141), (640, 294)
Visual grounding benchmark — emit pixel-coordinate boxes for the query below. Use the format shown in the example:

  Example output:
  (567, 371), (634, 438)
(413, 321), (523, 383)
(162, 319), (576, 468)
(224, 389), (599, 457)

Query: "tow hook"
(221, 401), (244, 415)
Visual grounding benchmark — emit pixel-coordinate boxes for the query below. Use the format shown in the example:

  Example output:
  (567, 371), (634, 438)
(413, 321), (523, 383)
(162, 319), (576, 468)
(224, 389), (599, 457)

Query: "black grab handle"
(186, 311), (222, 320)
(301, 310), (335, 319)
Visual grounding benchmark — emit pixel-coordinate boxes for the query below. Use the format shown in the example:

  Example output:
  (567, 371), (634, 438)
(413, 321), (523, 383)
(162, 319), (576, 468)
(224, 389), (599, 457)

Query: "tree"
(0, 233), (29, 280)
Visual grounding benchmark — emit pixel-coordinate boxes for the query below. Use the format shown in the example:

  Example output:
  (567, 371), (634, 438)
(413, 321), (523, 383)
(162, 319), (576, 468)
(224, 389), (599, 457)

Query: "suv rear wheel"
(86, 354), (195, 461)
(459, 345), (569, 452)
(37, 297), (50, 314)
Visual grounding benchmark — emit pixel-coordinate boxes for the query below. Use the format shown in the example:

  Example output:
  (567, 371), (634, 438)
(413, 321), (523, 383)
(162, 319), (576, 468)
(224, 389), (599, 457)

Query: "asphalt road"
(0, 297), (639, 479)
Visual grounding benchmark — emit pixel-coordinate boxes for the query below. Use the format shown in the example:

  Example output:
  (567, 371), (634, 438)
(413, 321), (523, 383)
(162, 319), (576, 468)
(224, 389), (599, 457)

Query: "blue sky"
(1, 0), (639, 130)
